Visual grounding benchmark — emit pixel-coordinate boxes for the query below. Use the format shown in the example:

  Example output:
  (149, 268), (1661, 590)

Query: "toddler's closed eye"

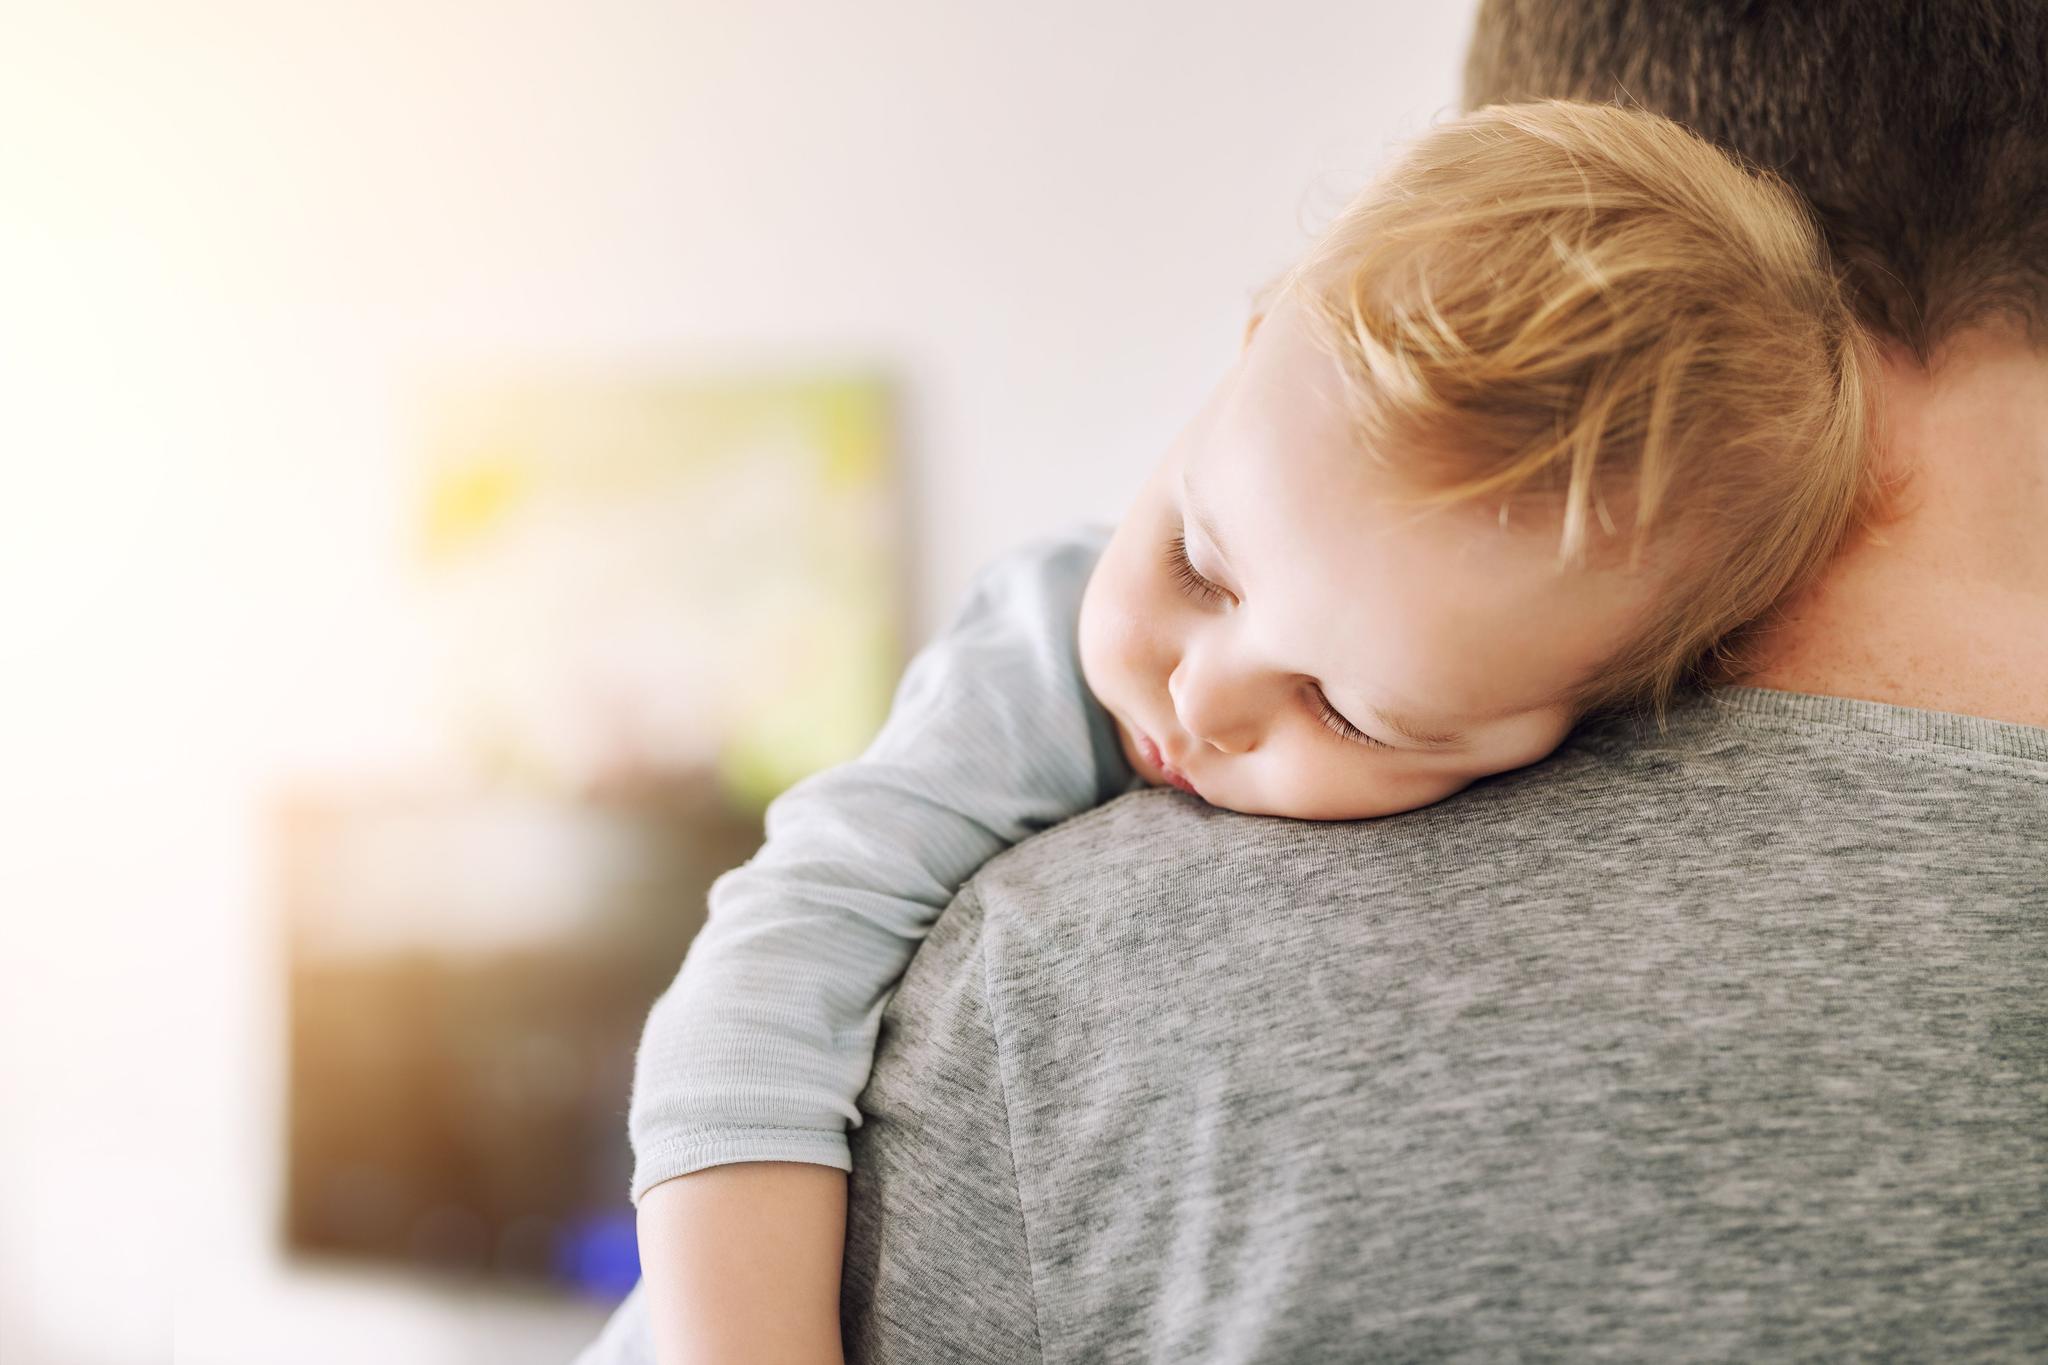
(1164, 532), (1230, 606)
(1310, 688), (1390, 749)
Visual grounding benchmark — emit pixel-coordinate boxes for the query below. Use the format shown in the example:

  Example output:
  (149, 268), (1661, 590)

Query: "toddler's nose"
(1168, 659), (1260, 755)
(1199, 726), (1255, 756)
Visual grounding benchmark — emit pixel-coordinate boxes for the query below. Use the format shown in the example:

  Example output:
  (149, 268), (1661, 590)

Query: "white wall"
(0, 2), (1477, 1361)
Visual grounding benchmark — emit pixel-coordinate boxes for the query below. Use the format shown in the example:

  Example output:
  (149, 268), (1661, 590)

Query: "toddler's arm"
(638, 1163), (847, 1365)
(629, 530), (1126, 1360)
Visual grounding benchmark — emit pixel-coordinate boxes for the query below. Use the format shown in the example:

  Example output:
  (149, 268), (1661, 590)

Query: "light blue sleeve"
(626, 526), (1131, 1200)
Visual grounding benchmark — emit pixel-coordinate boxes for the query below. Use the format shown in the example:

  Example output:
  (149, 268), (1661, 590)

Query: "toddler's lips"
(1136, 731), (1200, 797)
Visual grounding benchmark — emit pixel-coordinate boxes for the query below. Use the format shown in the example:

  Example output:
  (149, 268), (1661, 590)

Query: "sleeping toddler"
(627, 100), (1880, 1362)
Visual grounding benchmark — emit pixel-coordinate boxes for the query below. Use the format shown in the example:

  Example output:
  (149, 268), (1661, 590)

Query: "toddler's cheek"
(1076, 575), (1141, 692)
(1081, 589), (1130, 703)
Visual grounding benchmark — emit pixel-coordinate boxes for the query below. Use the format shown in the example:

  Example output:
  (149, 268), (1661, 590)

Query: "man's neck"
(1738, 326), (2048, 727)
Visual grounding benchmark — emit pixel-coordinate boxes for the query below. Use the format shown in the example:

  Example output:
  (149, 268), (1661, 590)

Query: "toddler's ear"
(1241, 312), (1265, 352)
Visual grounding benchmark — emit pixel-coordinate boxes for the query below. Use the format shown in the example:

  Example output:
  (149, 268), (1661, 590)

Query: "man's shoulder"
(855, 689), (2048, 1363)
(968, 687), (2048, 940)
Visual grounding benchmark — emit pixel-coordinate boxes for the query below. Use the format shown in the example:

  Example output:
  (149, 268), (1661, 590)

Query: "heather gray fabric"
(837, 687), (2048, 1363)
(579, 686), (2047, 1364)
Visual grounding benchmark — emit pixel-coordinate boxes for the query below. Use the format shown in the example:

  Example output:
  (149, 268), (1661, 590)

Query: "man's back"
(842, 687), (2048, 1363)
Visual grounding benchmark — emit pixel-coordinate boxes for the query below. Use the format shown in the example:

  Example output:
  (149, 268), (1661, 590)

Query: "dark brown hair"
(1463, 0), (2048, 360)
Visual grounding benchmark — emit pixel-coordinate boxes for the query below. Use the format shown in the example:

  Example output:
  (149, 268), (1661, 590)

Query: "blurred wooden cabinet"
(277, 774), (761, 1298)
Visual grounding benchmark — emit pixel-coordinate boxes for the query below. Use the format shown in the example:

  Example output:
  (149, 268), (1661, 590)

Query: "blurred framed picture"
(279, 370), (901, 1295)
(415, 369), (902, 803)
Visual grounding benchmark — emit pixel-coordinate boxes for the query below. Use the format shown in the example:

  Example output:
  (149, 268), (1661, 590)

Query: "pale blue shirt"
(627, 526), (1131, 1199)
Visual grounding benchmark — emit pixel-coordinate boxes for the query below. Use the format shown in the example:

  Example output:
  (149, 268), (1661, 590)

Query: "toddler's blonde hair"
(1281, 100), (1881, 717)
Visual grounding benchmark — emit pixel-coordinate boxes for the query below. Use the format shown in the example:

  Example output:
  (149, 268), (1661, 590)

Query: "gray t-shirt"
(579, 687), (2046, 1363)
(837, 688), (2047, 1362)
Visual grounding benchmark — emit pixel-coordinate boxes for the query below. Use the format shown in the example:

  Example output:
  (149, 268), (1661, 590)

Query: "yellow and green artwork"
(414, 372), (900, 809)
(282, 377), (900, 1289)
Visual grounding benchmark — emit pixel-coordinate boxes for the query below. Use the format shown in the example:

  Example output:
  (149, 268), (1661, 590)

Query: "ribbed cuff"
(631, 1126), (853, 1205)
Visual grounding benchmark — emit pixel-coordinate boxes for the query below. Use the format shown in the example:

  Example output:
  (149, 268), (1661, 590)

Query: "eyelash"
(1164, 531), (1230, 605)
(1311, 690), (1391, 749)
(1163, 528), (1390, 751)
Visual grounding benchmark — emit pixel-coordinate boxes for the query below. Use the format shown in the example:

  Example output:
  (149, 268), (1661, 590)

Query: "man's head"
(1464, 0), (2048, 361)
